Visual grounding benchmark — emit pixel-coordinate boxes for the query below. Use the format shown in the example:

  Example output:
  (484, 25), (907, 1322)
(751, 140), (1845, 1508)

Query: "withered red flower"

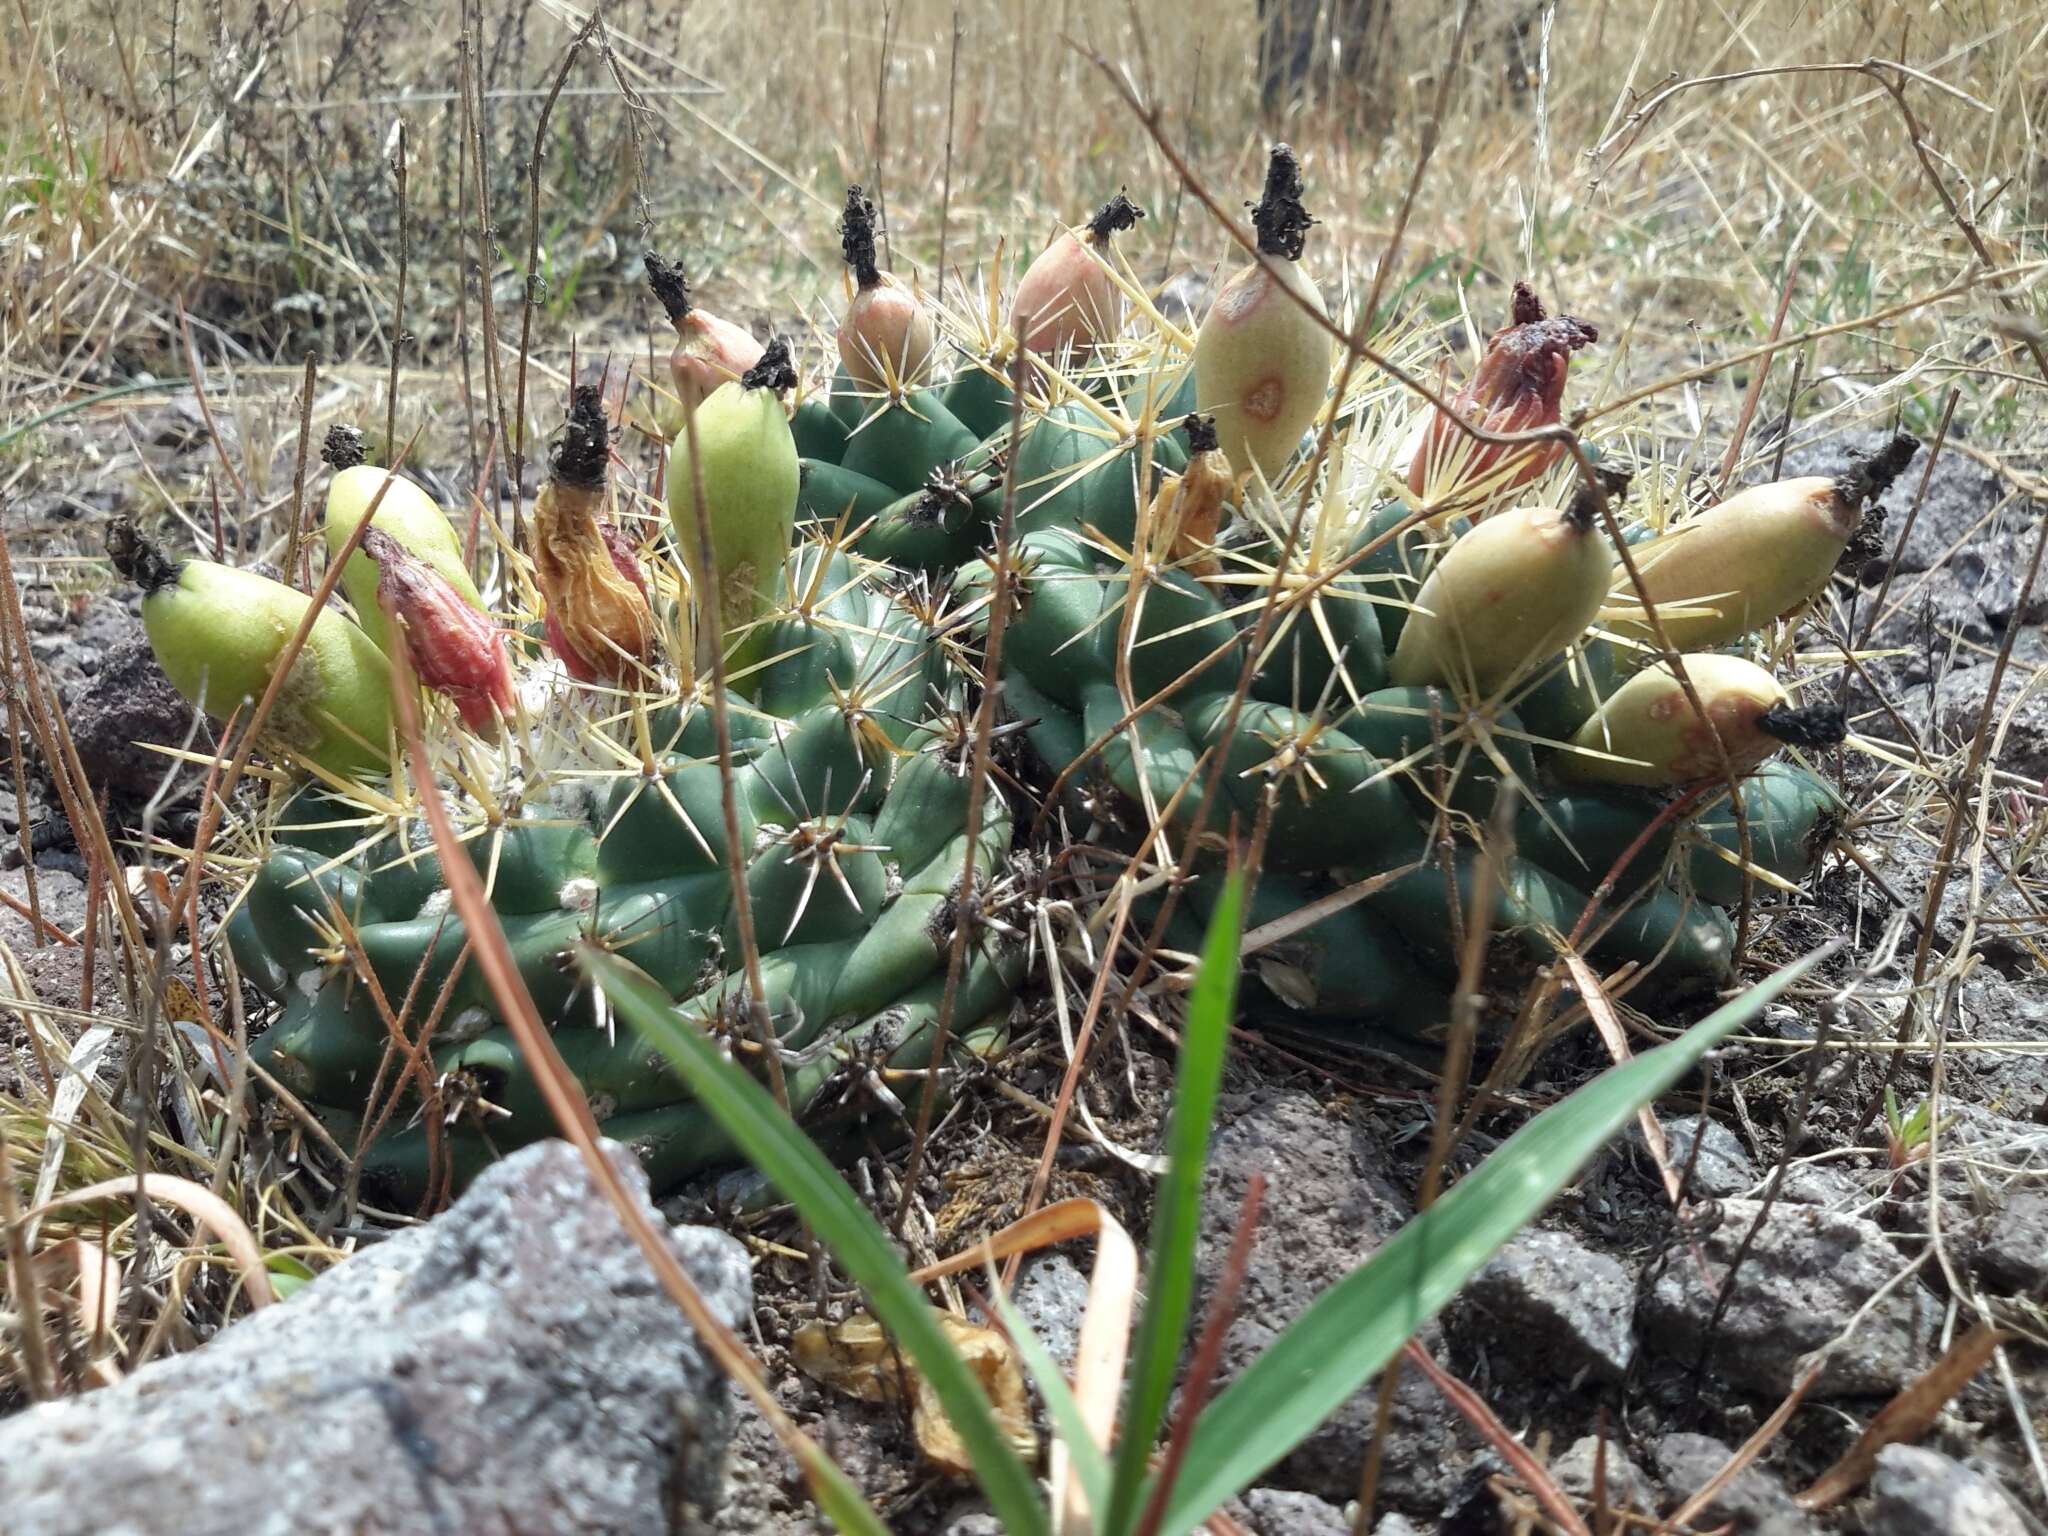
(363, 528), (517, 737)
(1408, 283), (1598, 512)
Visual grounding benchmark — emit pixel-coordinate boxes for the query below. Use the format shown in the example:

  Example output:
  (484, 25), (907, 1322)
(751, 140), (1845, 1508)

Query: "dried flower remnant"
(1408, 283), (1599, 512)
(363, 528), (517, 737)
(532, 386), (656, 684)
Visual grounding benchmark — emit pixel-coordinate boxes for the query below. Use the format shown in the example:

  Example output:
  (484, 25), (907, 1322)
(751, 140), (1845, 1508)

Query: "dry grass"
(4, 0), (2048, 1521)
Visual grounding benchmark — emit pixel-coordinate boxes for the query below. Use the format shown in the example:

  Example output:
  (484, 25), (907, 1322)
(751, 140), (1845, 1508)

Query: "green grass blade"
(1106, 873), (1246, 1534)
(1152, 947), (1833, 1536)
(584, 946), (1049, 1536)
(992, 1289), (1114, 1524)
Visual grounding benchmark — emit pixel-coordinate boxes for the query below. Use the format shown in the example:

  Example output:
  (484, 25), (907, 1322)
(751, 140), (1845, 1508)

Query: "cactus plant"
(118, 186), (1879, 1206)
(202, 383), (1024, 1206)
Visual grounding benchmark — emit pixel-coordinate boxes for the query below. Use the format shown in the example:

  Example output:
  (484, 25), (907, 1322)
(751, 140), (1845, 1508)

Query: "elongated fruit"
(644, 251), (764, 413)
(1193, 145), (1333, 481)
(837, 186), (936, 394)
(1562, 653), (1845, 787)
(667, 339), (801, 673)
(1408, 283), (1598, 514)
(1012, 190), (1143, 360)
(321, 426), (483, 656)
(1612, 433), (1919, 648)
(108, 522), (392, 775)
(533, 385), (657, 684)
(1390, 478), (1616, 697)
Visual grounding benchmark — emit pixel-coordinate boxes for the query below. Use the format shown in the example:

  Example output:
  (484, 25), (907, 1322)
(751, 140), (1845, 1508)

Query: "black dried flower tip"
(840, 186), (882, 288)
(1181, 413), (1219, 456)
(1836, 432), (1921, 506)
(322, 423), (367, 471)
(1758, 702), (1848, 750)
(1087, 189), (1146, 243)
(549, 384), (612, 491)
(643, 252), (693, 323)
(106, 521), (180, 594)
(742, 337), (798, 394)
(1249, 144), (1316, 261)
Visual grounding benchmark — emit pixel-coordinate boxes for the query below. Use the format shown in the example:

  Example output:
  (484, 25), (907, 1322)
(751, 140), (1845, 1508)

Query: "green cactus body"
(838, 393), (980, 492)
(228, 543), (1023, 1206)
(791, 395), (851, 461)
(798, 460), (902, 534)
(941, 361), (1019, 439)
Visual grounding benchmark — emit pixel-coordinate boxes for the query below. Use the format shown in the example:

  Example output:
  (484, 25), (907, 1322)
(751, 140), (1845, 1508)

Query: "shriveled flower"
(532, 385), (658, 684)
(1408, 283), (1598, 513)
(363, 527), (516, 737)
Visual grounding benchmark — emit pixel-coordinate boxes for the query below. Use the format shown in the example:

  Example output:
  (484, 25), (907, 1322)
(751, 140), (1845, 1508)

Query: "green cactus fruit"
(108, 523), (394, 777)
(667, 339), (802, 673)
(320, 426), (484, 655)
(1193, 146), (1333, 481)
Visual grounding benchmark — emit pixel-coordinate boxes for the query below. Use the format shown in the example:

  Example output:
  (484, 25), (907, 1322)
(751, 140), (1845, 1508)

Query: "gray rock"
(1651, 1432), (1818, 1536)
(1869, 1445), (2031, 1536)
(61, 613), (207, 801)
(1654, 1114), (1756, 1198)
(1006, 1252), (1091, 1371)
(0, 866), (87, 949)
(1369, 1518), (1424, 1536)
(1773, 1160), (1870, 1209)
(0, 1139), (752, 1536)
(937, 1513), (1003, 1536)
(1193, 1087), (1458, 1514)
(1156, 268), (1215, 328)
(1550, 1435), (1654, 1514)
(1464, 1228), (1635, 1381)
(1965, 1187), (2048, 1292)
(1640, 1198), (1935, 1397)
(1241, 1487), (1352, 1534)
(1936, 654), (2048, 783)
